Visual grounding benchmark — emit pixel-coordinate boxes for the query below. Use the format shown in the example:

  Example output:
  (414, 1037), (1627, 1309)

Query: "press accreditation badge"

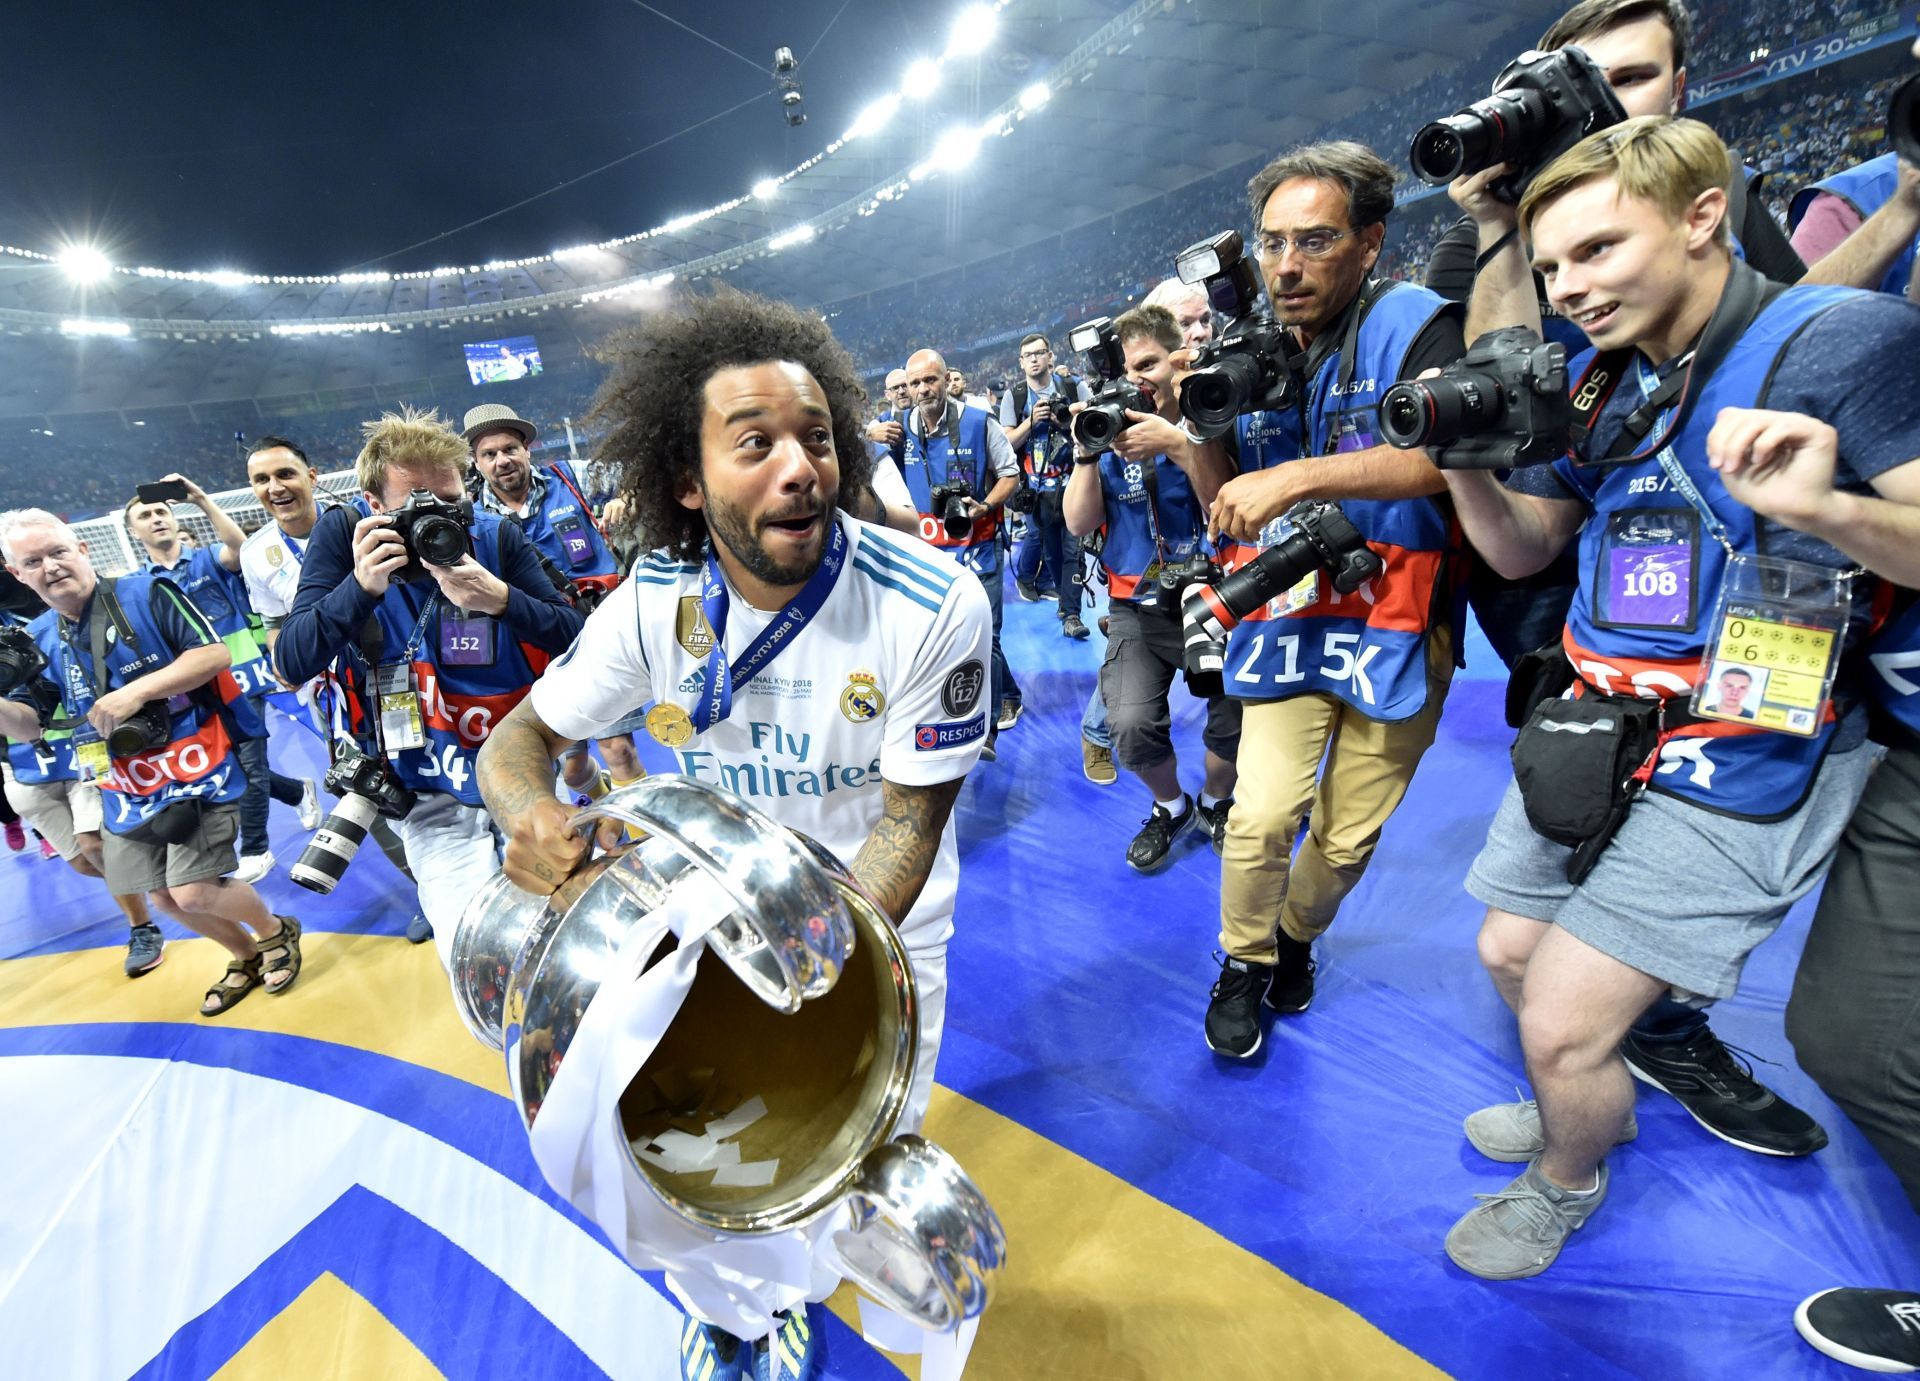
(74, 733), (109, 781)
(1690, 553), (1849, 737)
(1593, 509), (1699, 630)
(376, 662), (427, 754)
(439, 605), (495, 667)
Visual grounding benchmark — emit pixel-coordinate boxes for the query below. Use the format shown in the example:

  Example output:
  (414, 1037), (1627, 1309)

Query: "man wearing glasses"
(1200, 140), (1467, 1059)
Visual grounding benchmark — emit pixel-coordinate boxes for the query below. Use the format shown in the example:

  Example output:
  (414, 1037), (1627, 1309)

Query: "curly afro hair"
(588, 287), (876, 560)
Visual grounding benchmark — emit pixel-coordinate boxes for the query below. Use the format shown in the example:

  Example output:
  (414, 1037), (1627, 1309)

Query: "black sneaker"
(1795, 1288), (1920, 1373)
(1263, 932), (1316, 1014)
(1127, 796), (1196, 873)
(1193, 797), (1233, 855)
(1015, 578), (1042, 602)
(1062, 614), (1089, 640)
(1206, 954), (1273, 1058)
(124, 923), (166, 977)
(979, 731), (997, 763)
(1620, 1026), (1828, 1156)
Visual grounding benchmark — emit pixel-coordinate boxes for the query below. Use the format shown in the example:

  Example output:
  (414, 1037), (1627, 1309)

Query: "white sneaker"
(296, 779), (323, 831)
(233, 851), (275, 884)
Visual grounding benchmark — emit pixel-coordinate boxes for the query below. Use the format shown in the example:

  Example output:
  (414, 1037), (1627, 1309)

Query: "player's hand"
(352, 515), (409, 598)
(1708, 407), (1842, 532)
(499, 796), (623, 896)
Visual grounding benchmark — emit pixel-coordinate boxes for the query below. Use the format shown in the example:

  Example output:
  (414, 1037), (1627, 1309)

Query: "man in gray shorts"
(1434, 117), (1920, 1278)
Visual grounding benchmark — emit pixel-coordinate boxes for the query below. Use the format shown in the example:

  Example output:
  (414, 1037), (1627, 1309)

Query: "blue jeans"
(1082, 685), (1109, 748)
(233, 727), (303, 855)
(1014, 494), (1079, 618)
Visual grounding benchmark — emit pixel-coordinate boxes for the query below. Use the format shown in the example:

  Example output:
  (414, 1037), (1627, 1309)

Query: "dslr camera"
(290, 744), (418, 895)
(1174, 230), (1299, 439)
(0, 624), (62, 725)
(1893, 72), (1919, 165)
(1180, 501), (1382, 675)
(1377, 327), (1570, 469)
(1067, 317), (1156, 454)
(389, 489), (474, 580)
(1409, 46), (1626, 204)
(927, 482), (975, 540)
(106, 700), (177, 757)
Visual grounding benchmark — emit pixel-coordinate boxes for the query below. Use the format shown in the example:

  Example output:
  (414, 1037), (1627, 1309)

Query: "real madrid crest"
(840, 669), (885, 723)
(675, 596), (718, 659)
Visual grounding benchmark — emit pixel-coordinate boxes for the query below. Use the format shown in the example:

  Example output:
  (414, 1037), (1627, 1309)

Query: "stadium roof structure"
(0, 0), (1558, 416)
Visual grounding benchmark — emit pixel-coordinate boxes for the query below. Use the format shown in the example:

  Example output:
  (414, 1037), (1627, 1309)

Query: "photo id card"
(1691, 553), (1848, 737)
(376, 661), (426, 754)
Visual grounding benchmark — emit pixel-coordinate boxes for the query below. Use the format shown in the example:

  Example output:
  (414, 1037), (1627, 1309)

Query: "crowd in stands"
(8, 3), (1911, 519)
(1688, 0), (1882, 76)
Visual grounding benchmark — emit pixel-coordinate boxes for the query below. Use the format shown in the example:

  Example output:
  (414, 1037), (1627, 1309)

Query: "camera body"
(1066, 317), (1156, 454)
(324, 744), (417, 821)
(1377, 327), (1570, 470)
(1174, 231), (1298, 439)
(1180, 501), (1382, 673)
(389, 489), (474, 580)
(1409, 46), (1626, 204)
(0, 624), (61, 725)
(106, 700), (176, 758)
(927, 482), (975, 540)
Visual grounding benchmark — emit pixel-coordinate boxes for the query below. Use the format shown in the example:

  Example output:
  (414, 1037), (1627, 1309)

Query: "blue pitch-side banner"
(1690, 6), (1920, 107)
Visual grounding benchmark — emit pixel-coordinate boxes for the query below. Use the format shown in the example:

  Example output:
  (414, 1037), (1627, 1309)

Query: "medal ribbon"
(689, 518), (849, 734)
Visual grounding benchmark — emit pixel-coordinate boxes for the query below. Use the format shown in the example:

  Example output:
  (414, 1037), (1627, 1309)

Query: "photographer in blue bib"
(1195, 141), (1468, 1061)
(274, 408), (585, 968)
(462, 403), (648, 809)
(1001, 332), (1094, 637)
(1419, 115), (1920, 1280)
(1062, 306), (1240, 872)
(124, 474), (319, 883)
(0, 509), (301, 1017)
(901, 347), (1024, 758)
(1422, 0), (1830, 1161)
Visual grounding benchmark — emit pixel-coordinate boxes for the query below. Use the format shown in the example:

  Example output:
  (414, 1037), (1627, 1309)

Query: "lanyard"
(1635, 356), (1736, 558)
(282, 532), (307, 567)
(398, 592), (439, 664)
(690, 519), (848, 734)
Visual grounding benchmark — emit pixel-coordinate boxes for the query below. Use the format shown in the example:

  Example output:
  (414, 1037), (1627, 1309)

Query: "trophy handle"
(568, 776), (856, 1014)
(835, 1135), (1007, 1333)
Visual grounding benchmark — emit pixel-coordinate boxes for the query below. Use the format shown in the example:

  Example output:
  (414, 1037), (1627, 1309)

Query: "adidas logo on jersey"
(678, 669), (706, 694)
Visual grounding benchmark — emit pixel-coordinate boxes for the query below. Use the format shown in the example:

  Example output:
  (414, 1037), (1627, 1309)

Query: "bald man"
(900, 348), (1023, 758)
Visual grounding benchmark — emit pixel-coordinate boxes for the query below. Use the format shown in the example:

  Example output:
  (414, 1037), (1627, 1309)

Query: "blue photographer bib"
(902, 403), (1002, 573)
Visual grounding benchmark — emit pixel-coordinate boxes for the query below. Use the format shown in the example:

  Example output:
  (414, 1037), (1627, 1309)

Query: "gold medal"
(646, 702), (696, 747)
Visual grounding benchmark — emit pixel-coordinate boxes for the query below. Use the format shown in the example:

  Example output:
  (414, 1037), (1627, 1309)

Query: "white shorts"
(1, 767), (103, 861)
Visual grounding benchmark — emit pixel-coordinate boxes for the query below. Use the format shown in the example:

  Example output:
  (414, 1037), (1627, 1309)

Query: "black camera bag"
(1509, 690), (1661, 883)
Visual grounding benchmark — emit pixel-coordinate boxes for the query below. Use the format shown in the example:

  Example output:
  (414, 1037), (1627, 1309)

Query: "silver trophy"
(451, 774), (1006, 1334)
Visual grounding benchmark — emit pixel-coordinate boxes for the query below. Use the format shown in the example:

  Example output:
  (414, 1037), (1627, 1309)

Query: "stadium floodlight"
(206, 270), (251, 288)
(648, 272), (676, 289)
(946, 4), (997, 58)
(60, 318), (131, 337)
(57, 245), (113, 284)
(1019, 82), (1051, 112)
(904, 57), (942, 97)
(753, 178), (782, 200)
(931, 124), (984, 169)
(845, 93), (902, 142)
(768, 225), (815, 251)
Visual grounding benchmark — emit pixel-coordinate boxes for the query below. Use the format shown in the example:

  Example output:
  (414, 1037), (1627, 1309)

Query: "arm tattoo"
(849, 777), (965, 925)
(477, 699), (565, 821)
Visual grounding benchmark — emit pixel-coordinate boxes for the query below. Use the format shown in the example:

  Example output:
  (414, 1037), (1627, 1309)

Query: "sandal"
(202, 956), (264, 1017)
(258, 915), (303, 994)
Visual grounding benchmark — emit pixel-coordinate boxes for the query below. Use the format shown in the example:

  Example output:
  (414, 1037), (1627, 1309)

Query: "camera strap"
(84, 578), (142, 702)
(1568, 263), (1787, 463)
(1303, 277), (1391, 456)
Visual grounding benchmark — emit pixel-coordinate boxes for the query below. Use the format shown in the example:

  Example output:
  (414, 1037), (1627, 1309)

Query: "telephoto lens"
(1409, 87), (1551, 185)
(290, 793), (380, 895)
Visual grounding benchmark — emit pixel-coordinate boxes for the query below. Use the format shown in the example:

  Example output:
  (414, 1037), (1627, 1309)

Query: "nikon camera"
(1067, 317), (1156, 454)
(0, 624), (62, 726)
(927, 482), (974, 540)
(1180, 502), (1383, 675)
(1409, 46), (1627, 204)
(389, 489), (475, 581)
(1173, 230), (1299, 439)
(1377, 326), (1571, 469)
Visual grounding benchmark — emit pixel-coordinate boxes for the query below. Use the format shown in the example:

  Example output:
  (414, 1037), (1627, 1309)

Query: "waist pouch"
(1510, 692), (1662, 884)
(1505, 640), (1577, 730)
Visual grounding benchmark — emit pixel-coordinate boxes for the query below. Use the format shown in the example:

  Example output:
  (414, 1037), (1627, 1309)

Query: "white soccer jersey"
(238, 520), (308, 622)
(531, 514), (992, 947)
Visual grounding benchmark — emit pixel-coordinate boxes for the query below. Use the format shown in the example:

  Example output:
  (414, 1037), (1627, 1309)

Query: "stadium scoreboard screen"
(465, 335), (544, 385)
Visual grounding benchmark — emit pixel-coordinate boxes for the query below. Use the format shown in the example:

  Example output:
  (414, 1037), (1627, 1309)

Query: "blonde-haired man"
(274, 408), (585, 967)
(1435, 116), (1920, 1278)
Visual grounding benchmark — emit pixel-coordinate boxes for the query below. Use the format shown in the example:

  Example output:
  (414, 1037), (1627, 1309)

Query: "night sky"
(3, 1), (947, 276)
